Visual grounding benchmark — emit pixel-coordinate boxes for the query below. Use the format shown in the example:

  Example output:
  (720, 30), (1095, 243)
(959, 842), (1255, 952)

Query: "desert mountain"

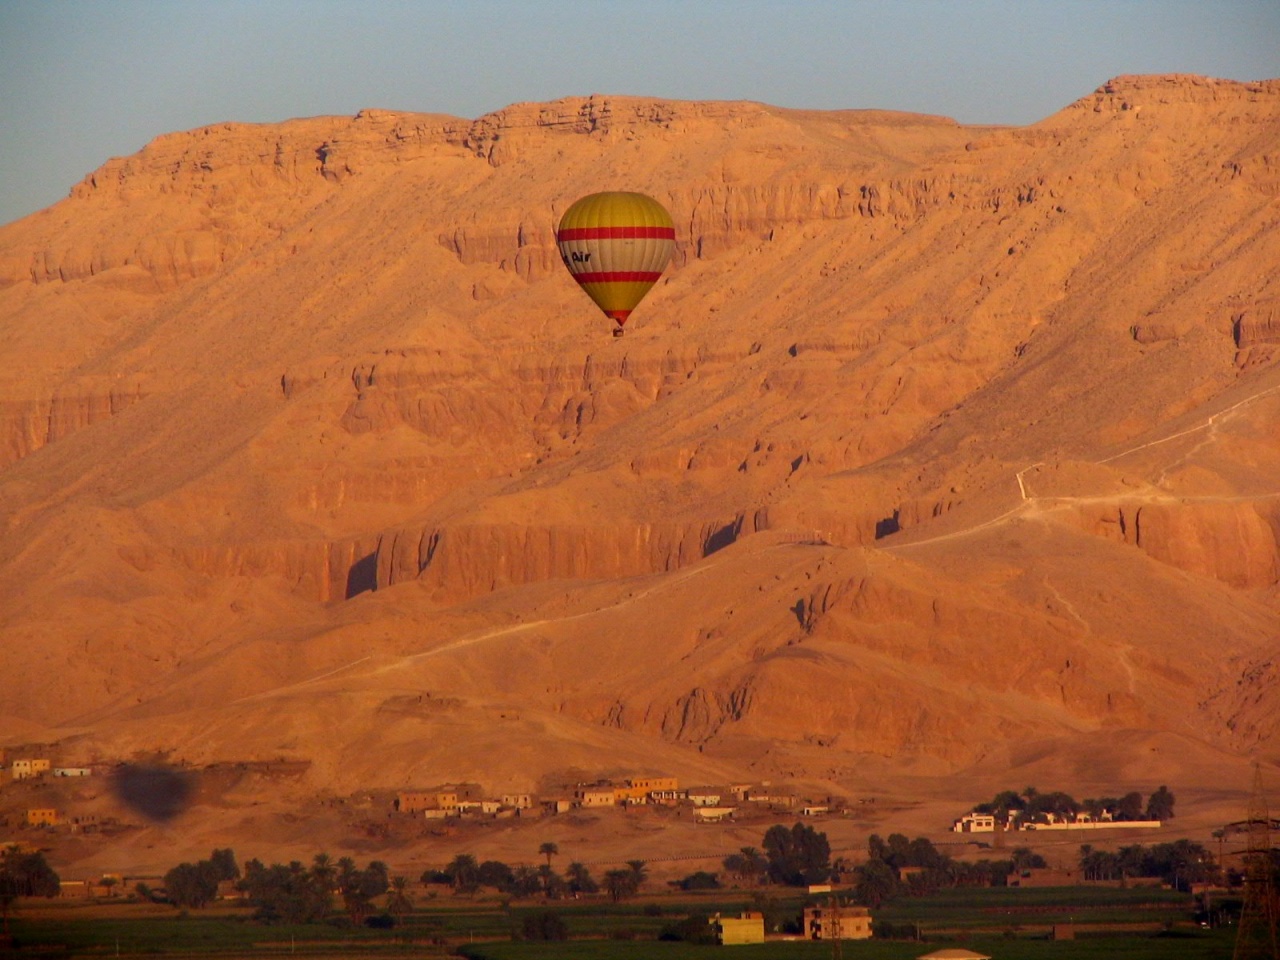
(2, 76), (1279, 850)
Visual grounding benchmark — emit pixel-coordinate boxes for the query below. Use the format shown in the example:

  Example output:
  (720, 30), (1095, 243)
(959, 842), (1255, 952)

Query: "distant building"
(574, 785), (617, 808)
(687, 788), (722, 807)
(12, 759), (51, 781)
(58, 880), (92, 899)
(651, 788), (686, 804)
(633, 775), (678, 791)
(395, 791), (433, 814)
(711, 912), (765, 945)
(952, 812), (996, 832)
(53, 767), (92, 778)
(457, 799), (501, 815)
(747, 791), (797, 808)
(26, 808), (60, 827)
(694, 806), (736, 822)
(613, 776), (678, 803)
(501, 793), (533, 809)
(395, 788), (461, 815)
(67, 814), (99, 833)
(804, 904), (872, 940)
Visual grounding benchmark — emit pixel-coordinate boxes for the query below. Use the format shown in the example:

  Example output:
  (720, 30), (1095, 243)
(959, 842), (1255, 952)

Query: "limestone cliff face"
(2, 76), (1280, 793)
(1063, 500), (1280, 589)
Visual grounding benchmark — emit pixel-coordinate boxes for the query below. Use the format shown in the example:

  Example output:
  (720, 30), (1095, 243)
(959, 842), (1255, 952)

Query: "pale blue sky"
(1, 0), (1277, 226)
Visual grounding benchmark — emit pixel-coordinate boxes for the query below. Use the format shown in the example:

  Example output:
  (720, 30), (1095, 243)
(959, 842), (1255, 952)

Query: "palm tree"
(739, 847), (766, 885)
(538, 842), (559, 870)
(853, 859), (899, 908)
(312, 853), (336, 893)
(565, 861), (597, 895)
(625, 859), (648, 891)
(447, 854), (479, 896)
(386, 876), (413, 922)
(603, 868), (637, 903)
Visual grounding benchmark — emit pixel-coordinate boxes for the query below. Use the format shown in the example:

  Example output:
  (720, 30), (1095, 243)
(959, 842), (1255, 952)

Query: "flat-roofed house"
(804, 904), (872, 940)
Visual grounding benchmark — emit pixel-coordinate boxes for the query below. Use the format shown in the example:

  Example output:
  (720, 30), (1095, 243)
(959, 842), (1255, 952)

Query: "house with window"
(12, 759), (51, 781)
(687, 788), (722, 807)
(613, 776), (679, 803)
(804, 904), (872, 940)
(573, 785), (617, 808)
(711, 912), (765, 945)
(457, 799), (501, 815)
(395, 787), (461, 816)
(952, 811), (996, 832)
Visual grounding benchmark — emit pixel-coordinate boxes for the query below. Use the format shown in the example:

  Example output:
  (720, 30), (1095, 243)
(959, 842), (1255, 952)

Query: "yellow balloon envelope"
(556, 192), (675, 333)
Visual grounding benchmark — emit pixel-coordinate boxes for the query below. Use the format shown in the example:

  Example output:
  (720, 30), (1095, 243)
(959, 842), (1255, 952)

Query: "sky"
(1, 0), (1278, 227)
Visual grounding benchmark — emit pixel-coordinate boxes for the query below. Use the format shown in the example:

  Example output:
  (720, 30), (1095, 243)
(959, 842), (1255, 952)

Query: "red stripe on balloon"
(573, 271), (664, 283)
(557, 226), (676, 241)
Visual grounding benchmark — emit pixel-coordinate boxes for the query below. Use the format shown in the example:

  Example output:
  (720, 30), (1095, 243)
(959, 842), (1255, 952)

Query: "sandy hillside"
(1, 75), (1279, 875)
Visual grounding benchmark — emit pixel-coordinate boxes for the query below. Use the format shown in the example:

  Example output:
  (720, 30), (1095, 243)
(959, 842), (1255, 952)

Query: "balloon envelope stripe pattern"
(556, 191), (675, 330)
(556, 226), (676, 241)
(571, 271), (666, 283)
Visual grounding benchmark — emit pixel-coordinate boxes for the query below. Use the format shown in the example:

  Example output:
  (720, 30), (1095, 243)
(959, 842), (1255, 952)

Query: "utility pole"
(829, 896), (842, 960)
(1232, 765), (1278, 960)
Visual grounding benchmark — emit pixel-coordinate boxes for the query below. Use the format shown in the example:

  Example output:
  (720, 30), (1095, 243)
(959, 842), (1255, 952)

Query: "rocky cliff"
(1, 75), (1278, 806)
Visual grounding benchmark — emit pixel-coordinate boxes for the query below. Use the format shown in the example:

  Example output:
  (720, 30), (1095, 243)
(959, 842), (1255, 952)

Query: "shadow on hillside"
(346, 552), (378, 598)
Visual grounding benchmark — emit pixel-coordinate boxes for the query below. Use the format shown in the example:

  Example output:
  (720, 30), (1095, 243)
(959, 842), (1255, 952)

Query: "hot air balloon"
(556, 192), (675, 336)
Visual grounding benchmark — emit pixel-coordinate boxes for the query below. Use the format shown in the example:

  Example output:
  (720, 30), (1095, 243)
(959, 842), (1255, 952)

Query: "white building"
(952, 812), (996, 833)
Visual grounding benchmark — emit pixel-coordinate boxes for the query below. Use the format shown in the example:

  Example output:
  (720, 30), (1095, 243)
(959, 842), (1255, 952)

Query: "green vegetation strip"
(459, 930), (1234, 960)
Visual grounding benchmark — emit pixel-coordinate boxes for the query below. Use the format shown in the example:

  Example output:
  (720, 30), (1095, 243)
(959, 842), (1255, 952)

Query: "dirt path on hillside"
(887, 379), (1280, 552)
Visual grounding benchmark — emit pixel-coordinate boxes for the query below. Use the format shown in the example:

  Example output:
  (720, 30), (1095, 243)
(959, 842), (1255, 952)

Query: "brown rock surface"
(2, 76), (1279, 873)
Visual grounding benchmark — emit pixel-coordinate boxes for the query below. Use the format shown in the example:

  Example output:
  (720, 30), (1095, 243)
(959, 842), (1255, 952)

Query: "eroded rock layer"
(1, 75), (1278, 803)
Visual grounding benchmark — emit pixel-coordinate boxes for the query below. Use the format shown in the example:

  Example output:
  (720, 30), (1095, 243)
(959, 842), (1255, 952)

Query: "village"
(0, 749), (1249, 957)
(0, 744), (865, 840)
(389, 776), (834, 824)
(2, 745), (1170, 846)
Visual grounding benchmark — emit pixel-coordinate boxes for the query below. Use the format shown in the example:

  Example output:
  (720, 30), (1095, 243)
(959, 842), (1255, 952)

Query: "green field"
(458, 934), (1234, 960)
(3, 884), (1237, 959)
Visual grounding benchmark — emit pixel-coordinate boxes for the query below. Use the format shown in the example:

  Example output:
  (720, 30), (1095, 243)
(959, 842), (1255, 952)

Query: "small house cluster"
(952, 809), (1162, 833)
(708, 904), (873, 946)
(394, 783), (532, 818)
(393, 777), (815, 822)
(1, 750), (102, 837)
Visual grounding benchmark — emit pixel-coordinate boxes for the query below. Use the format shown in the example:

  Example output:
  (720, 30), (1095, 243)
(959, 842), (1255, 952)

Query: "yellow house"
(614, 776), (679, 802)
(574, 786), (616, 808)
(395, 788), (460, 815)
(712, 912), (765, 945)
(26, 808), (60, 827)
(396, 791), (434, 813)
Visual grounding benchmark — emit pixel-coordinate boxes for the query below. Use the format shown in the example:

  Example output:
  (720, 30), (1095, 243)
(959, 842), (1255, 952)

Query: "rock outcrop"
(2, 75), (1279, 810)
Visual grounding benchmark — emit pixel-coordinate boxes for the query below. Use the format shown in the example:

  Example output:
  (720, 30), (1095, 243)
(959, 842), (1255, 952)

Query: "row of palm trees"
(429, 843), (649, 902)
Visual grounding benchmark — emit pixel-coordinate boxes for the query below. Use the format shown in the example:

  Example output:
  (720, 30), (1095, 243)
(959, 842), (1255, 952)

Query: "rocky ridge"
(1, 75), (1278, 821)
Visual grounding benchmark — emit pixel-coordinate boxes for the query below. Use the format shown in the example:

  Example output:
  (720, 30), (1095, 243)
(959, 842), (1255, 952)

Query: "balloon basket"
(612, 328), (625, 338)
